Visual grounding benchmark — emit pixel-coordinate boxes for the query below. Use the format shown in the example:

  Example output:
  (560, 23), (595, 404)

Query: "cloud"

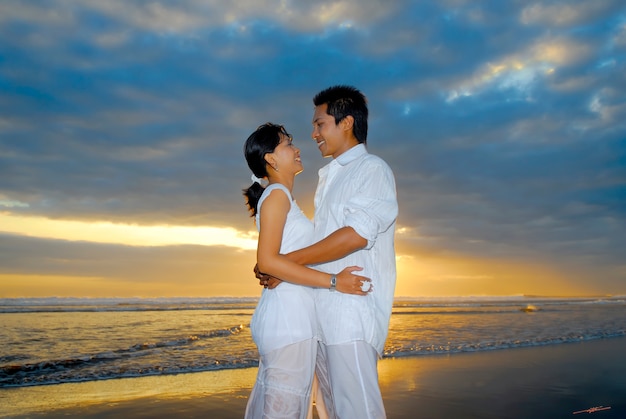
(1, 0), (625, 296)
(445, 37), (593, 103)
(520, 1), (619, 27)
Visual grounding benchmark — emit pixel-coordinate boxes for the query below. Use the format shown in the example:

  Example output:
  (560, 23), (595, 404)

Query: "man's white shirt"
(312, 144), (398, 355)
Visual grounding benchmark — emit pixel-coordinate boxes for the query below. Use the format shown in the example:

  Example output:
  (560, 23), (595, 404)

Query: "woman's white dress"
(245, 183), (318, 419)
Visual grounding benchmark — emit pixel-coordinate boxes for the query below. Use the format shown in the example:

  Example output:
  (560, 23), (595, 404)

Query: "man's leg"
(325, 341), (385, 419)
(313, 341), (335, 418)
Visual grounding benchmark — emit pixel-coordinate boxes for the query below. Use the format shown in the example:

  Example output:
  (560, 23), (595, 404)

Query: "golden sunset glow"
(0, 213), (258, 249)
(394, 250), (593, 297)
(0, 211), (613, 298)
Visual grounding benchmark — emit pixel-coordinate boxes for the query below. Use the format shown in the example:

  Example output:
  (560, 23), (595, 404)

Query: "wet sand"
(2, 337), (624, 418)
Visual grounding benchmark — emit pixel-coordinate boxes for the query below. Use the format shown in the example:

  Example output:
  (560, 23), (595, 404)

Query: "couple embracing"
(242, 85), (398, 419)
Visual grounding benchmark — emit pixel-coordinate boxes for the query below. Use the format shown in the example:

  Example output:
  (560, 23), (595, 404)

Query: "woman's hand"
(335, 266), (372, 296)
(254, 264), (283, 289)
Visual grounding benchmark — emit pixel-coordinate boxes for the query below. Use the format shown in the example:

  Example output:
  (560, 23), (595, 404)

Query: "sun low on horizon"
(0, 211), (610, 299)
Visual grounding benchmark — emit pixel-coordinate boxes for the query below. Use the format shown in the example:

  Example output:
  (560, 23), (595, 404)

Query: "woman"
(242, 123), (369, 418)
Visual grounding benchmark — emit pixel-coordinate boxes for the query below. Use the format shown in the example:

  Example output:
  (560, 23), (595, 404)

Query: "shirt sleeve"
(343, 157), (398, 249)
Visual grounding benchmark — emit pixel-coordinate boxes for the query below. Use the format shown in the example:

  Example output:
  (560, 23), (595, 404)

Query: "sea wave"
(383, 331), (626, 357)
(4, 333), (625, 388)
(2, 295), (624, 389)
(1, 295), (623, 313)
(0, 324), (250, 388)
(0, 297), (259, 313)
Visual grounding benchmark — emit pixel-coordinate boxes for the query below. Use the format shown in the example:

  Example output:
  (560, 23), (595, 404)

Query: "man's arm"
(288, 226), (367, 266)
(256, 227), (366, 289)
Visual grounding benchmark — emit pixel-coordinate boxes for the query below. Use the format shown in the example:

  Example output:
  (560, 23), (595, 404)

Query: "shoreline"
(2, 337), (625, 418)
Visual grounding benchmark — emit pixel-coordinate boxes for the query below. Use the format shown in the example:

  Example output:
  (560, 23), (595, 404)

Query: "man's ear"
(341, 115), (354, 132)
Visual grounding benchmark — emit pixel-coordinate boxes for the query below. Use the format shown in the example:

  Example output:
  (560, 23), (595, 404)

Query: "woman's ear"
(264, 154), (277, 171)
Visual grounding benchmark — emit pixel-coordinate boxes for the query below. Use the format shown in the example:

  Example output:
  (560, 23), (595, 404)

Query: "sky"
(1, 0), (625, 298)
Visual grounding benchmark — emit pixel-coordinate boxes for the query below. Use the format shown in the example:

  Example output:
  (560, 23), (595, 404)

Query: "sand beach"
(2, 336), (624, 419)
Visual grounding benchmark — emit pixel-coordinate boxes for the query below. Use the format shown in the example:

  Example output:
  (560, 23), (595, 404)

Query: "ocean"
(1, 295), (625, 389)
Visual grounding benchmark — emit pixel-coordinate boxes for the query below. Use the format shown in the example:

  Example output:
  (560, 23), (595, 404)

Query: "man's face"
(311, 104), (353, 159)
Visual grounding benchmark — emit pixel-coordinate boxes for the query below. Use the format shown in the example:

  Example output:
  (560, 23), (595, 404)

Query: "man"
(261, 85), (398, 418)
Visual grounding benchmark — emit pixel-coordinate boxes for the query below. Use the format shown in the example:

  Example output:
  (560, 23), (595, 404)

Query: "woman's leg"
(245, 339), (317, 419)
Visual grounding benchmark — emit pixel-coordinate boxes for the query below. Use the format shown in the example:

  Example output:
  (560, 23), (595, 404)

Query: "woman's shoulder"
(258, 183), (292, 210)
(264, 183), (291, 196)
(262, 183), (292, 202)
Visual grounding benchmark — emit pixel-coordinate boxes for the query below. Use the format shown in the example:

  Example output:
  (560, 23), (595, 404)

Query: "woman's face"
(269, 132), (302, 176)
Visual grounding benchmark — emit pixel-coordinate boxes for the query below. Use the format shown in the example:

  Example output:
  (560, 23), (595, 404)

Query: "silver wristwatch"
(329, 274), (337, 291)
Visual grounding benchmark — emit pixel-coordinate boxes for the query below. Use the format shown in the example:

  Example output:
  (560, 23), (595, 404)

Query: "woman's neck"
(268, 174), (294, 192)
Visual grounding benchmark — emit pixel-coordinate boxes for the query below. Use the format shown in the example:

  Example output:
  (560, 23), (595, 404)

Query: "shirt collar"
(335, 143), (367, 166)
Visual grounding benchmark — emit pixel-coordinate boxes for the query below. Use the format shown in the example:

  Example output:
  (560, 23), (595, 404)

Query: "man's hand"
(254, 264), (283, 289)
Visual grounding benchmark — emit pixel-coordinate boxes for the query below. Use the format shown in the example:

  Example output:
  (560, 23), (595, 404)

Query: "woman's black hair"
(242, 122), (290, 217)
